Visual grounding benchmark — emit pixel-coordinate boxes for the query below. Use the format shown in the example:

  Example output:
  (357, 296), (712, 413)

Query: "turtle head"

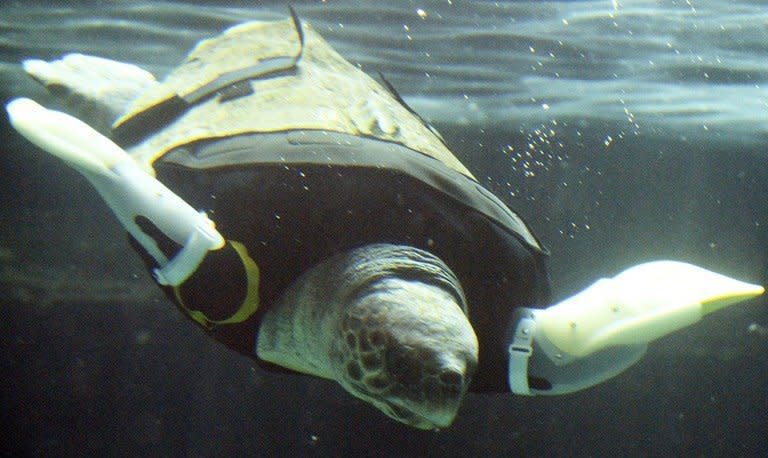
(335, 277), (479, 430)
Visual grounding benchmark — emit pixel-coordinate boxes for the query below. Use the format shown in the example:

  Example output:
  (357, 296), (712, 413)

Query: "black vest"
(154, 131), (552, 392)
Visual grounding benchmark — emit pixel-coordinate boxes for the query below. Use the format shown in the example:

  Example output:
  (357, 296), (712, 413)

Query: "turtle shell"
(114, 17), (472, 179)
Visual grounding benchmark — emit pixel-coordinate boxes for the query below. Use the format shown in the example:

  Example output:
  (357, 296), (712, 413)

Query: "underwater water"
(0, 0), (767, 456)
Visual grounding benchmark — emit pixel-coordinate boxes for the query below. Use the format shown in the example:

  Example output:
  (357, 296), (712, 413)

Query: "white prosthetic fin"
(7, 97), (129, 177)
(509, 261), (764, 395)
(6, 98), (224, 286)
(22, 53), (157, 133)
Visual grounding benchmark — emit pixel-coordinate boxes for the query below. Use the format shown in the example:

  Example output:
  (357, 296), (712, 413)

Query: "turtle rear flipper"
(23, 53), (157, 134)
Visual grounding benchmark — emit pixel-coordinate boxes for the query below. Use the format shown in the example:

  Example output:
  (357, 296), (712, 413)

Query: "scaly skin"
(256, 244), (479, 430)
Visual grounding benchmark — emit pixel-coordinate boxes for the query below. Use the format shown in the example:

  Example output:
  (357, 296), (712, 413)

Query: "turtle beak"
(368, 333), (478, 430)
(384, 400), (456, 431)
(377, 352), (476, 430)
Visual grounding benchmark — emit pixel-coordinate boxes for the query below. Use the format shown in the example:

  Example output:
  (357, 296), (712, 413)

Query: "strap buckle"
(508, 311), (537, 395)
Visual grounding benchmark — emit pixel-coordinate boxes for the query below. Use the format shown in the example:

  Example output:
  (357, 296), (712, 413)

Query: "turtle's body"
(11, 9), (764, 433)
(19, 16), (550, 429)
(152, 128), (551, 391)
(136, 18), (550, 394)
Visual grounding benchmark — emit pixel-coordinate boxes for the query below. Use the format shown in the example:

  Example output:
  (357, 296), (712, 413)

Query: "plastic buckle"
(508, 312), (537, 395)
(154, 215), (223, 286)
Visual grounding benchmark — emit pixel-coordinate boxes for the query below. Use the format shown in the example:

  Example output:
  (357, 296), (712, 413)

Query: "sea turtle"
(6, 13), (763, 430)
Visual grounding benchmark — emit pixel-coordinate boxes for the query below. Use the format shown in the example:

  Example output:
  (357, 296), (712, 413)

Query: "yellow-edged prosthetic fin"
(5, 97), (224, 286)
(535, 261), (764, 360)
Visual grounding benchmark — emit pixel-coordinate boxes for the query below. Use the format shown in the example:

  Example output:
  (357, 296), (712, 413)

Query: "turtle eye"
(438, 369), (463, 389)
(385, 346), (425, 387)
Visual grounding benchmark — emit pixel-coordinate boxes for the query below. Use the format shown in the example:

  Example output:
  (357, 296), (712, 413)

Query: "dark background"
(1, 2), (767, 456)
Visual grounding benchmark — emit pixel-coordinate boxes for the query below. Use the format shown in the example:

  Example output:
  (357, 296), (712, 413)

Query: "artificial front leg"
(6, 96), (270, 379)
(6, 97), (269, 353)
(509, 261), (764, 395)
(6, 98), (223, 286)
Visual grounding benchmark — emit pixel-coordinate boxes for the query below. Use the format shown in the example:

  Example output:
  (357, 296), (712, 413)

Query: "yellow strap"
(173, 240), (260, 328)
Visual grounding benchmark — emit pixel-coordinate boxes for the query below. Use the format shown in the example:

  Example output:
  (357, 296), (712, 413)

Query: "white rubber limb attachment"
(6, 98), (224, 286)
(509, 306), (649, 395)
(510, 263), (763, 395)
(534, 261), (764, 362)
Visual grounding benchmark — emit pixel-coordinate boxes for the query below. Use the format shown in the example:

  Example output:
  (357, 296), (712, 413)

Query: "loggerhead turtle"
(6, 12), (763, 430)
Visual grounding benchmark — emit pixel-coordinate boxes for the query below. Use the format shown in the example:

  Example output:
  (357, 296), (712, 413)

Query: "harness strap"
(173, 240), (261, 328)
(112, 7), (305, 148)
(508, 310), (537, 395)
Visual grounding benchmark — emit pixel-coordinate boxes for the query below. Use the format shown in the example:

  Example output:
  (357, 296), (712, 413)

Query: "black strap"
(112, 8), (305, 148)
(162, 131), (547, 254)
